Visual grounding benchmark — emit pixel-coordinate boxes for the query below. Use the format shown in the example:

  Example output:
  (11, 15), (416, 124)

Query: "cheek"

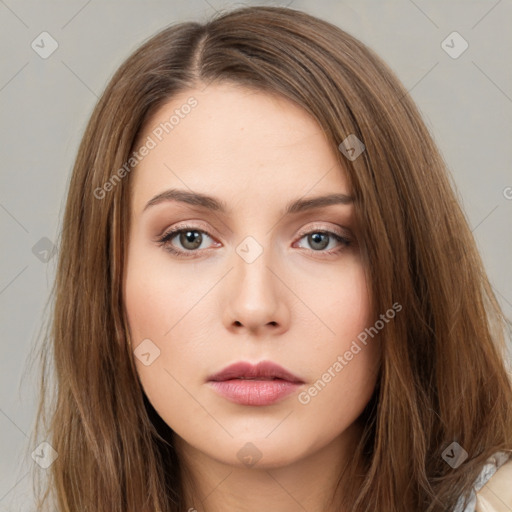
(123, 246), (211, 414)
(293, 261), (378, 420)
(124, 241), (202, 342)
(124, 276), (173, 341)
(301, 257), (371, 349)
(295, 269), (379, 440)
(294, 341), (380, 456)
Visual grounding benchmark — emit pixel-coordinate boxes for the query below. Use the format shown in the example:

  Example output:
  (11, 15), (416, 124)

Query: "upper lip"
(207, 361), (304, 383)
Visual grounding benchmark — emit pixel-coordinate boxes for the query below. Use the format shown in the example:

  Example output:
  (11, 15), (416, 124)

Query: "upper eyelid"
(157, 221), (211, 239)
(296, 223), (349, 237)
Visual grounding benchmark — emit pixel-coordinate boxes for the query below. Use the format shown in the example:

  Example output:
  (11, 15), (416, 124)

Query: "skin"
(123, 82), (381, 512)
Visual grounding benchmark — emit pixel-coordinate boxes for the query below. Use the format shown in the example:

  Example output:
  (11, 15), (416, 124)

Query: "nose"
(222, 245), (290, 336)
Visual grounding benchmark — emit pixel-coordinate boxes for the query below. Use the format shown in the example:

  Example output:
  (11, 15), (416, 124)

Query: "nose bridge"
(233, 232), (277, 300)
(223, 231), (287, 331)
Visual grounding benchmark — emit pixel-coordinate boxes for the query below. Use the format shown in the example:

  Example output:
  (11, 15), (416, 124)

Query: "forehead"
(130, 82), (350, 215)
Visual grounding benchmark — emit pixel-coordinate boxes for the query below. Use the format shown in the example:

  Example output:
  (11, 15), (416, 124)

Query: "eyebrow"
(143, 188), (353, 216)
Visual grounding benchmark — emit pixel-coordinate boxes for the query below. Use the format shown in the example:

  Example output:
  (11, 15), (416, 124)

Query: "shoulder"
(475, 453), (512, 512)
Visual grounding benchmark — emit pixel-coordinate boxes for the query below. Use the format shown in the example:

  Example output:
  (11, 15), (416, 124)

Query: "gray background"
(1, 0), (511, 509)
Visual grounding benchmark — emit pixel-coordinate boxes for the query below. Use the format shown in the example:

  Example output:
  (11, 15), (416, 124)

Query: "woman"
(29, 5), (512, 512)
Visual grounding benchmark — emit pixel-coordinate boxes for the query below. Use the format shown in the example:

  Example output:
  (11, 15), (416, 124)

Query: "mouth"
(207, 360), (304, 383)
(207, 361), (304, 406)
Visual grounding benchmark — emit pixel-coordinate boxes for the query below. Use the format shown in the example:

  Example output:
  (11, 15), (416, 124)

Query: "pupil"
(309, 233), (328, 250)
(181, 230), (202, 249)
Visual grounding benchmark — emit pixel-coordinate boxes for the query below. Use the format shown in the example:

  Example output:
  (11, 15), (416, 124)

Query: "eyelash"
(156, 224), (352, 259)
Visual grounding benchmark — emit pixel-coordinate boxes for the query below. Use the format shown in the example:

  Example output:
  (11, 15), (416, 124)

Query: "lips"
(207, 361), (304, 406)
(207, 361), (304, 384)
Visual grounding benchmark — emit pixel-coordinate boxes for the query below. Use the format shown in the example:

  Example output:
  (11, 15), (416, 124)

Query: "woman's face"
(124, 82), (380, 469)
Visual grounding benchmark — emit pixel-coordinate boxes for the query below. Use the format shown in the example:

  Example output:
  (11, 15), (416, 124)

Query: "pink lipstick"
(207, 361), (304, 406)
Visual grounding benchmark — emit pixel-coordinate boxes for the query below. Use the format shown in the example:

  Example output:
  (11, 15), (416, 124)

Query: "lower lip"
(208, 379), (302, 406)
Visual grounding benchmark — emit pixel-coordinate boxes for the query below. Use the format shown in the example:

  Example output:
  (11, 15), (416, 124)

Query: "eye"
(156, 225), (219, 258)
(294, 229), (352, 256)
(156, 224), (353, 259)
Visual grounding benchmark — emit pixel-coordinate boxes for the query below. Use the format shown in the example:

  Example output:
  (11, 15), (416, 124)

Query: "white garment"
(453, 451), (512, 512)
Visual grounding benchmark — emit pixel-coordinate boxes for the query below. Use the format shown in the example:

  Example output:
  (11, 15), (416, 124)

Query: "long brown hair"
(27, 5), (512, 511)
